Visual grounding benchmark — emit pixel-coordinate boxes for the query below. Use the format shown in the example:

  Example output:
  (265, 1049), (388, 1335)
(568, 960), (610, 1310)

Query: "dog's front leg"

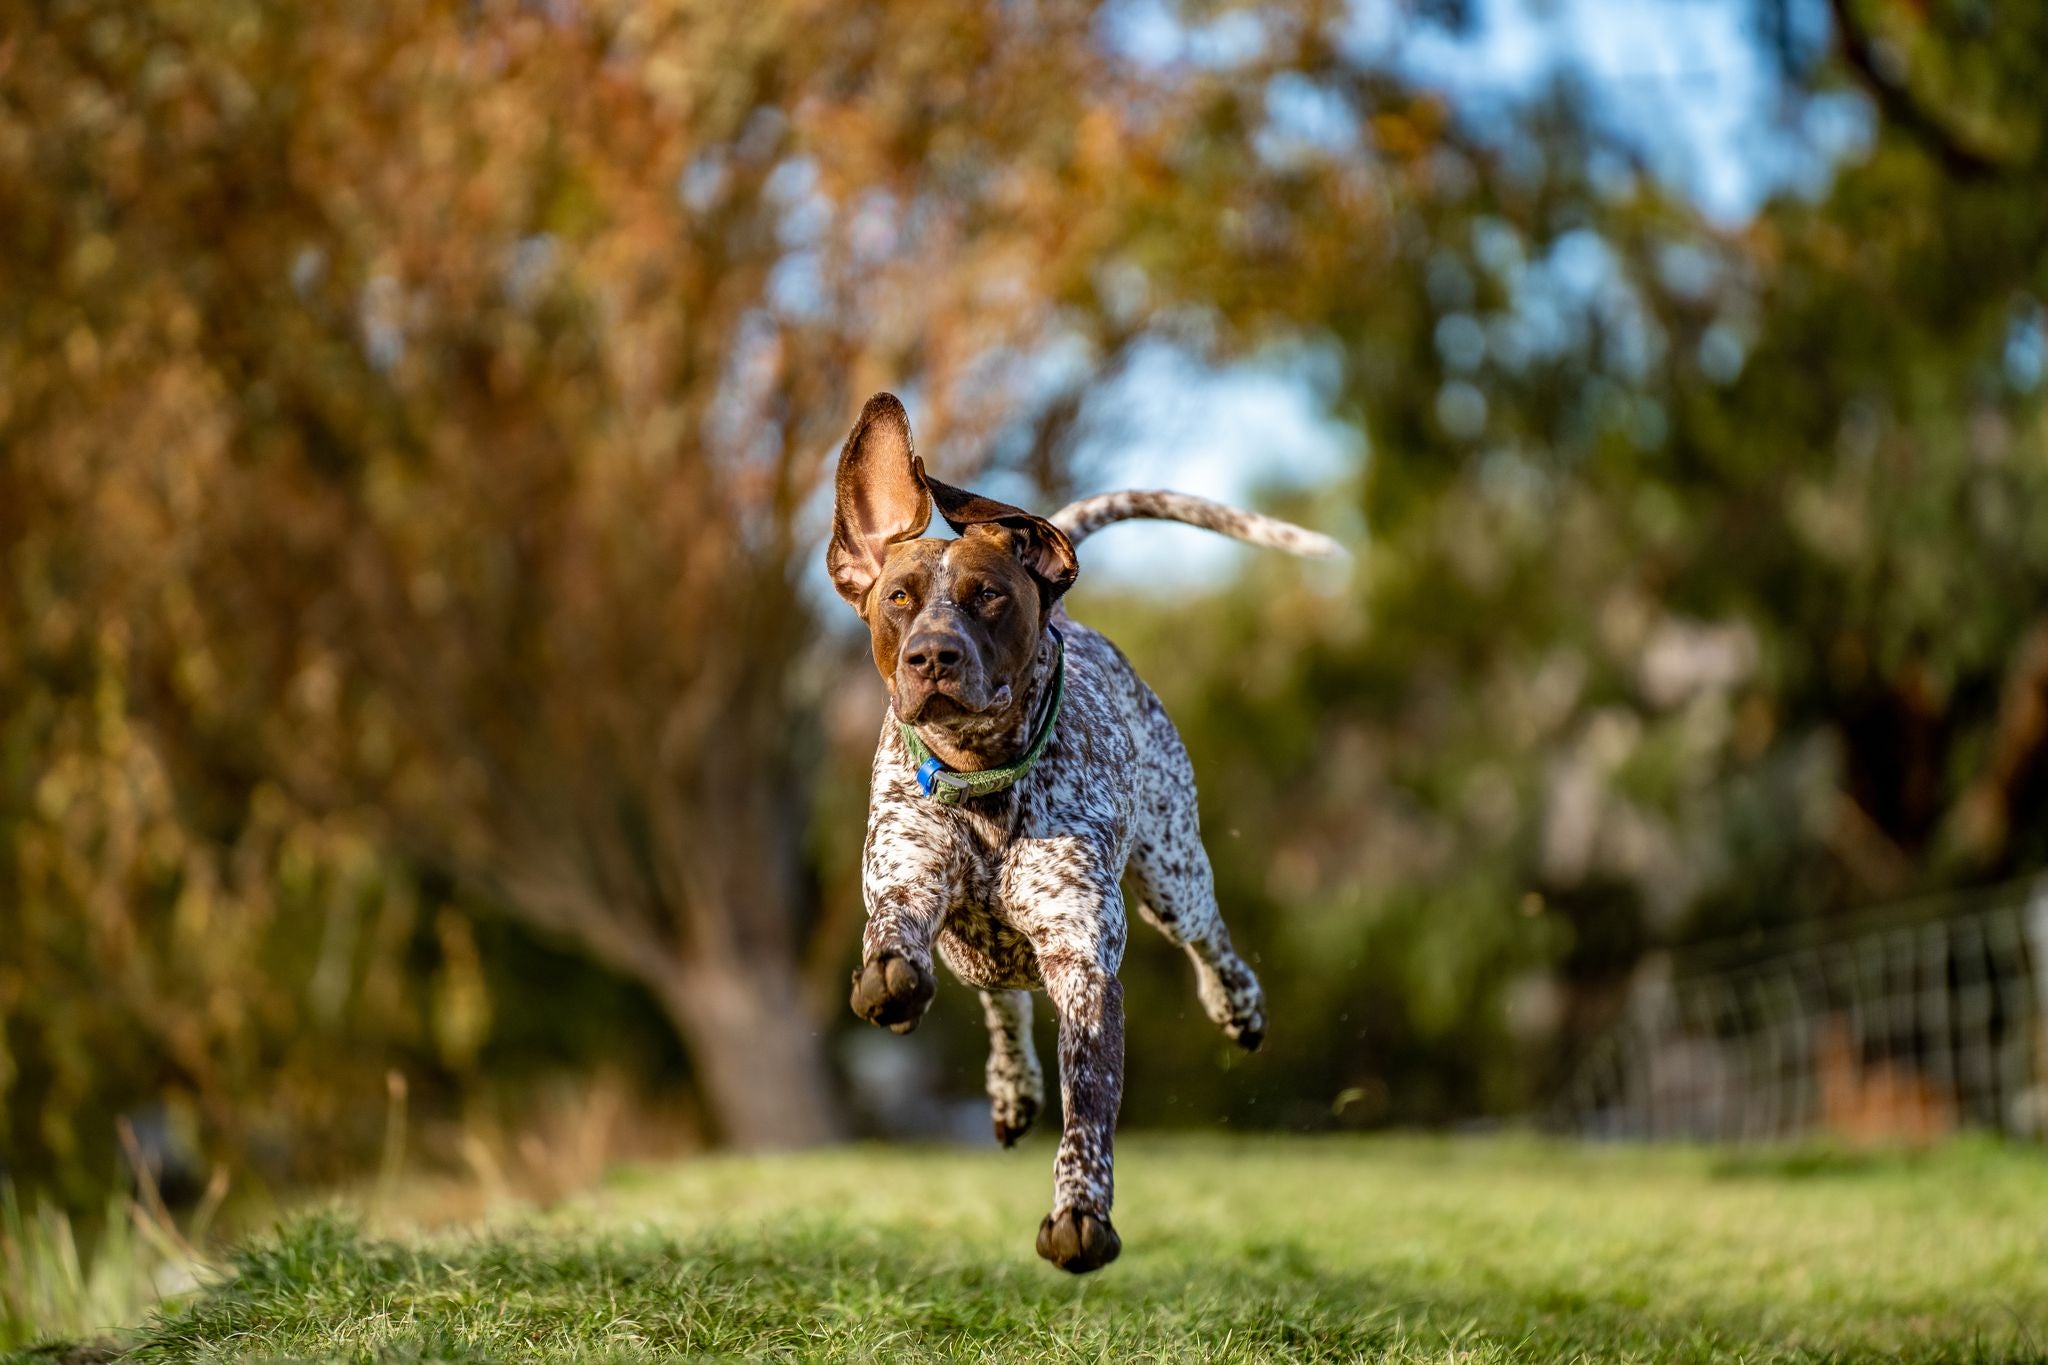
(1039, 960), (1124, 1273)
(1008, 848), (1128, 1273)
(849, 798), (956, 1034)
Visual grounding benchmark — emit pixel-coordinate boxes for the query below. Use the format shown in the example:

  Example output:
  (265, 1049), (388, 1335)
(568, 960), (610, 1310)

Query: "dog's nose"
(903, 630), (966, 680)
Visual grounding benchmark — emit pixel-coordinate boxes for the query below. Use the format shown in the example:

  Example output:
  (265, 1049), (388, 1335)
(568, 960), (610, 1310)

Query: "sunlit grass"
(28, 1135), (2048, 1363)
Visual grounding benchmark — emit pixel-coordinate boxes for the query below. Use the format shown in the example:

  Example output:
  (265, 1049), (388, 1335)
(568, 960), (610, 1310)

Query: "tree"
(0, 0), (1214, 1162)
(1090, 0), (2048, 1121)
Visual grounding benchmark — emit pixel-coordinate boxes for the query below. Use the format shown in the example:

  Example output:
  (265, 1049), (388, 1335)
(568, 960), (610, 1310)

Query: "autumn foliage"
(6, 0), (2048, 1199)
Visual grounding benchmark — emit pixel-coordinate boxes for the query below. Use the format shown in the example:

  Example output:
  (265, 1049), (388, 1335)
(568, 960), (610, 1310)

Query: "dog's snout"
(903, 629), (967, 680)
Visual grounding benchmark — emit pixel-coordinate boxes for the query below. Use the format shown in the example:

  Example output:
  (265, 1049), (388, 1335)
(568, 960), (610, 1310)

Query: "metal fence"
(1557, 879), (2048, 1143)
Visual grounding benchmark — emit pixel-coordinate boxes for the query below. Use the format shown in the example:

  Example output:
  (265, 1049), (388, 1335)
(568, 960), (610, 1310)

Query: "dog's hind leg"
(1127, 724), (1266, 1051)
(980, 989), (1045, 1147)
(1128, 852), (1266, 1052)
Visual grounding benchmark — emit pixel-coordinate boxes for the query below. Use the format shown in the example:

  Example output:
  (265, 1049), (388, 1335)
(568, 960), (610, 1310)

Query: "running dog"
(829, 393), (1340, 1272)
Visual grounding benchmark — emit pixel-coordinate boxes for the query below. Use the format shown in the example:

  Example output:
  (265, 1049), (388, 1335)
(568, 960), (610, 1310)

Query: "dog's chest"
(933, 794), (1045, 988)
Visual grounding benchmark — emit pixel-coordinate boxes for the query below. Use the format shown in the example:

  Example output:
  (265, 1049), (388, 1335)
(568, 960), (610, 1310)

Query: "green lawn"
(42, 1135), (2048, 1363)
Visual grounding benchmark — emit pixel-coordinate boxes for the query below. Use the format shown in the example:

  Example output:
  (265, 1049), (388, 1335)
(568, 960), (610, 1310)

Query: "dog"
(828, 392), (1340, 1272)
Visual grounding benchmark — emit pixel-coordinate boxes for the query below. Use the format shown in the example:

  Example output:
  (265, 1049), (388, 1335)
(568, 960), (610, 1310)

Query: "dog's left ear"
(926, 477), (1080, 602)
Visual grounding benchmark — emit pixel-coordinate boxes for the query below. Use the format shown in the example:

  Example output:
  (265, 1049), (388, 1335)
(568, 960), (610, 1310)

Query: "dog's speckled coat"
(830, 392), (1337, 1273)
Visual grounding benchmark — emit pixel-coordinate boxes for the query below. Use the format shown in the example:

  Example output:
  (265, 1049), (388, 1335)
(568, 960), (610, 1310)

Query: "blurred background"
(6, 0), (2048, 1231)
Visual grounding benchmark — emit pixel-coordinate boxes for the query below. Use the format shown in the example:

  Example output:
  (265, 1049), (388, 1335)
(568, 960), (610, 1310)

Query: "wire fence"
(1556, 878), (2048, 1143)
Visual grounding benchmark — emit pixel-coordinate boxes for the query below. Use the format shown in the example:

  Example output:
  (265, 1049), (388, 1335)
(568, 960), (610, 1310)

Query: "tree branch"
(484, 847), (676, 986)
(1827, 0), (2008, 182)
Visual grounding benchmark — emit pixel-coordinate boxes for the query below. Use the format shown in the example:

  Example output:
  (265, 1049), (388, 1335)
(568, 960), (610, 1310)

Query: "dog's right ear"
(827, 393), (932, 613)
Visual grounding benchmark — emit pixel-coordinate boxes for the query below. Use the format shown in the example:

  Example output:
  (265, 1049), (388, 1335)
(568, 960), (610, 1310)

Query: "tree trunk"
(653, 953), (844, 1149)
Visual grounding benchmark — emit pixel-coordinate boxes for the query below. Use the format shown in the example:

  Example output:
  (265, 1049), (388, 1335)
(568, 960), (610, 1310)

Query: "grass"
(1, 1186), (196, 1359)
(17, 1134), (2048, 1363)
(2, 1132), (226, 1362)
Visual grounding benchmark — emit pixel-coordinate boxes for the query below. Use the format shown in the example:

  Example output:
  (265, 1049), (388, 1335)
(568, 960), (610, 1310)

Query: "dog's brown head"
(827, 393), (1077, 730)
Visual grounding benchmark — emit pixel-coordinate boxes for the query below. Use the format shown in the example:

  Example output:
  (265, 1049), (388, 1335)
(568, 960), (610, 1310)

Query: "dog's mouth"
(897, 679), (1014, 725)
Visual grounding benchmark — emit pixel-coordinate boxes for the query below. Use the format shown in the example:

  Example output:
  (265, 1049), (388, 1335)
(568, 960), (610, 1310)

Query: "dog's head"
(827, 393), (1077, 729)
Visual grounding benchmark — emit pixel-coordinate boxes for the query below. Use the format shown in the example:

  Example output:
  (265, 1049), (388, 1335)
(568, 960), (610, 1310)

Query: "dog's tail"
(1050, 490), (1344, 559)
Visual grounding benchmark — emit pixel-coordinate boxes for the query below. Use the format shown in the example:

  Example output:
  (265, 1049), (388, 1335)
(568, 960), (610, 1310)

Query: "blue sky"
(1366, 0), (1848, 225)
(799, 0), (1865, 596)
(1073, 0), (1866, 586)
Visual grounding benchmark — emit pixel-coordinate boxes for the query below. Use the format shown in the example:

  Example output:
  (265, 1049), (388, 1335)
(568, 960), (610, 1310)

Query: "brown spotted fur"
(830, 392), (1333, 1273)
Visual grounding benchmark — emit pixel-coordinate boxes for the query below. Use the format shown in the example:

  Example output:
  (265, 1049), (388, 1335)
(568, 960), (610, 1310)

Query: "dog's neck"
(906, 628), (1061, 773)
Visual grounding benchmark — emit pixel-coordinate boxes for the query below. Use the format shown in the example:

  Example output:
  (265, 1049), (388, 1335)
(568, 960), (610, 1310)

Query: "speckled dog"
(829, 393), (1340, 1273)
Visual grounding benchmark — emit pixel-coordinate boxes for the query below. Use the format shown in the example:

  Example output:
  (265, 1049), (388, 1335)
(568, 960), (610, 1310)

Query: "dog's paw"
(1198, 962), (1266, 1053)
(849, 952), (936, 1034)
(991, 1093), (1038, 1148)
(1036, 1208), (1121, 1274)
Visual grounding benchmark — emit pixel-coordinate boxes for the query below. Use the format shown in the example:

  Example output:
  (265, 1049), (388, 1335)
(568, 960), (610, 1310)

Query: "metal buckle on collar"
(915, 757), (974, 804)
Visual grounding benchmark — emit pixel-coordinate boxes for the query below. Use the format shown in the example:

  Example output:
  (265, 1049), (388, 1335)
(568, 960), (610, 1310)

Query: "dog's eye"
(887, 589), (912, 607)
(976, 588), (1004, 607)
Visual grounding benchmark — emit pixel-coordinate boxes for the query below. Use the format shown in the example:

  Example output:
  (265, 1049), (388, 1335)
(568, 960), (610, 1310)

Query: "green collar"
(899, 632), (1065, 806)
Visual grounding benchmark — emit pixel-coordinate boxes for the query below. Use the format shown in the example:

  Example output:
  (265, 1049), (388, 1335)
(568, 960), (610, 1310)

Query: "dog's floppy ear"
(827, 393), (932, 612)
(925, 477), (1080, 602)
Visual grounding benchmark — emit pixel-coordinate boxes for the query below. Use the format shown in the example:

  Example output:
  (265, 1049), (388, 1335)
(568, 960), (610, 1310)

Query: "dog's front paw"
(991, 1093), (1038, 1148)
(1036, 1208), (1120, 1273)
(849, 951), (936, 1034)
